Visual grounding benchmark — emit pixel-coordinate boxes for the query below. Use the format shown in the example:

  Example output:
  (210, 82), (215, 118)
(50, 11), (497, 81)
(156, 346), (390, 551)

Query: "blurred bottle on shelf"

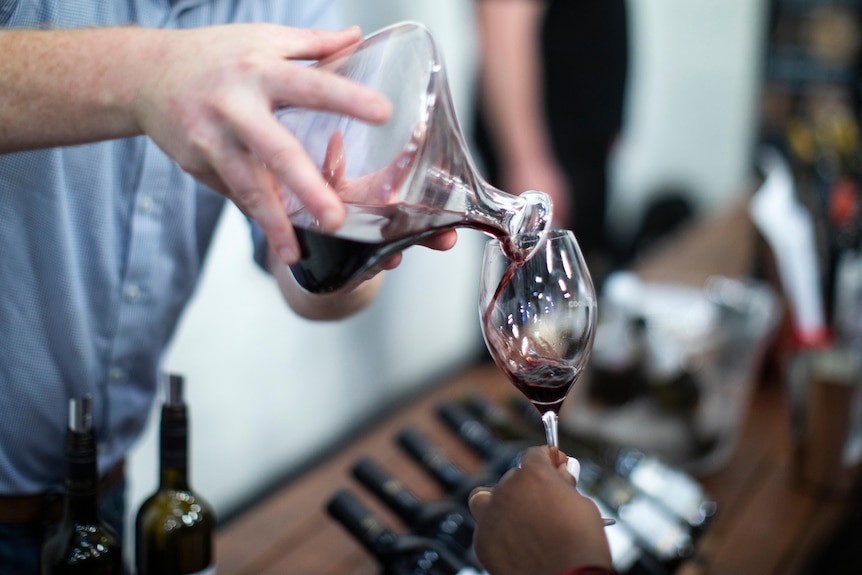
(578, 459), (695, 571)
(592, 498), (673, 575)
(351, 456), (482, 569)
(396, 426), (499, 507)
(435, 401), (528, 477)
(326, 489), (482, 575)
(587, 272), (650, 407)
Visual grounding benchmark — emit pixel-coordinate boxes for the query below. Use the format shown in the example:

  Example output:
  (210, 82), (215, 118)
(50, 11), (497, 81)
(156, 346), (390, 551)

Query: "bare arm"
(476, 0), (570, 225)
(0, 24), (391, 264)
(0, 27), (147, 149)
(265, 246), (384, 320)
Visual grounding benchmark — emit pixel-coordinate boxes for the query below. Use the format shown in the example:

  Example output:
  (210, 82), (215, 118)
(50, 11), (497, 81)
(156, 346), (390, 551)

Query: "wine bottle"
(590, 499), (671, 575)
(41, 396), (123, 575)
(135, 373), (216, 575)
(578, 459), (694, 570)
(459, 390), (546, 444)
(351, 456), (482, 569)
(435, 401), (528, 478)
(396, 427), (499, 506)
(613, 448), (716, 531)
(326, 489), (484, 575)
(587, 315), (649, 406)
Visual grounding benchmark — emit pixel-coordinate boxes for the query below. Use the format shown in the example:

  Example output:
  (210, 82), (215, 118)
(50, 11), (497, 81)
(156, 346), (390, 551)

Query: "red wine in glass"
(508, 356), (580, 413)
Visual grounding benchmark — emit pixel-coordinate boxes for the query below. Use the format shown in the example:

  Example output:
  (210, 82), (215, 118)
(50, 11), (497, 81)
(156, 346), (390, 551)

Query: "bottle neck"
(398, 428), (466, 492)
(437, 402), (524, 476)
(327, 491), (398, 560)
(351, 458), (423, 524)
(63, 429), (100, 524)
(159, 404), (190, 490)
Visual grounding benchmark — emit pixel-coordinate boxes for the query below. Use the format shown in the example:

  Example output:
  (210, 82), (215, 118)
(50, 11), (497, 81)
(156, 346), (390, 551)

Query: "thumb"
(467, 487), (493, 521)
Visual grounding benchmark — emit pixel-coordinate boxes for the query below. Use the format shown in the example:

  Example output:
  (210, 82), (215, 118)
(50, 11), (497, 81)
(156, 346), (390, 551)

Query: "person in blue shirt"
(0, 1), (456, 571)
(0, 2), (613, 574)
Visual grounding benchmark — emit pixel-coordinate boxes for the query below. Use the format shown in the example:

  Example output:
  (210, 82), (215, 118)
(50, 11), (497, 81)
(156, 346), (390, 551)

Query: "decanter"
(276, 21), (553, 293)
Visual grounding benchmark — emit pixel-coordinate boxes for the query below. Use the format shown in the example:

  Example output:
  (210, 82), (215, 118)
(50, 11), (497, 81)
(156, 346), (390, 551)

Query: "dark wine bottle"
(41, 396), (123, 575)
(326, 489), (483, 575)
(351, 456), (482, 569)
(587, 315), (649, 406)
(435, 401), (528, 477)
(135, 374), (216, 575)
(396, 427), (499, 506)
(459, 390), (547, 444)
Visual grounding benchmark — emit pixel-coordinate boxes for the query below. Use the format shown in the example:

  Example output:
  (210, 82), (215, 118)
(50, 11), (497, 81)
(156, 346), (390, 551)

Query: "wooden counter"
(214, 202), (861, 574)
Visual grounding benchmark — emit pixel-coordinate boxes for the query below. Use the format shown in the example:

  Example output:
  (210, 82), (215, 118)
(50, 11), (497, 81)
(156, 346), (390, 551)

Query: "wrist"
(127, 27), (178, 135)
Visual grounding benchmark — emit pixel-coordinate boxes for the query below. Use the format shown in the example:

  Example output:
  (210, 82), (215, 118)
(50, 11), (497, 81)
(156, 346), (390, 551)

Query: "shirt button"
(124, 284), (141, 302)
(109, 367), (126, 382)
(139, 196), (154, 213)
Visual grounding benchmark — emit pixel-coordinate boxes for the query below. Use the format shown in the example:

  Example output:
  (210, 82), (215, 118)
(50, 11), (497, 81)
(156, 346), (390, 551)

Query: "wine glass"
(479, 230), (597, 467)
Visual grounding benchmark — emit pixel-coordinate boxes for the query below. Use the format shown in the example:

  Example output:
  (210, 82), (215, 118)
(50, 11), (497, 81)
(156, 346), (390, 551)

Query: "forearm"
(476, 0), (552, 166)
(0, 27), (160, 152)
(267, 246), (384, 320)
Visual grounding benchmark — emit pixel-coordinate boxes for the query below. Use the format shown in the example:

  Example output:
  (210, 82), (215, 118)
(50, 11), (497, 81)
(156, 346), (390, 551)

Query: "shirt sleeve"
(0, 0), (19, 24)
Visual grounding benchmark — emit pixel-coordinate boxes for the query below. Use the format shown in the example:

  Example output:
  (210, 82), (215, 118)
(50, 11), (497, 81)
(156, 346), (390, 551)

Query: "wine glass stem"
(541, 410), (562, 466)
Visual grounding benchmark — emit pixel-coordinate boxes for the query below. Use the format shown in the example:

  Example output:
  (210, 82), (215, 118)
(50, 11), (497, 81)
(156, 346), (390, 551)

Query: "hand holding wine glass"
(468, 446), (612, 575)
(479, 230), (597, 466)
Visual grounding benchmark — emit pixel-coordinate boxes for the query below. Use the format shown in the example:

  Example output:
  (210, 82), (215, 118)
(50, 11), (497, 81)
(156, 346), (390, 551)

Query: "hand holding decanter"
(276, 22), (553, 293)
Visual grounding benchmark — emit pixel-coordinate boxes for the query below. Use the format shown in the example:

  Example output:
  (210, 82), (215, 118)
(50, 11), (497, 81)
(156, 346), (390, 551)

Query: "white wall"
(609, 0), (769, 241)
(125, 0), (771, 554)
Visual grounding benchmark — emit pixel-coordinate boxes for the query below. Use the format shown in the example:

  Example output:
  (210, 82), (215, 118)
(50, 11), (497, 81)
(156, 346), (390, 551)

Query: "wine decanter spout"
(275, 21), (553, 292)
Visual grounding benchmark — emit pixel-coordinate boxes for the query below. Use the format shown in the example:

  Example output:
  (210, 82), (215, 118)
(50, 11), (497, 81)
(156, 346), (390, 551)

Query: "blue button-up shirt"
(0, 0), (340, 494)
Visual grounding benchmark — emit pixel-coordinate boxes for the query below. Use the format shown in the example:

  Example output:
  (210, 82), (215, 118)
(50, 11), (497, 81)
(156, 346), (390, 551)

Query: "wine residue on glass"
(482, 259), (578, 415)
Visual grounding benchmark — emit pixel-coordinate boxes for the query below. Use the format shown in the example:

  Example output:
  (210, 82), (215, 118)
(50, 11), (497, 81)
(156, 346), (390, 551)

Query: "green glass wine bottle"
(41, 395), (123, 575)
(135, 373), (216, 575)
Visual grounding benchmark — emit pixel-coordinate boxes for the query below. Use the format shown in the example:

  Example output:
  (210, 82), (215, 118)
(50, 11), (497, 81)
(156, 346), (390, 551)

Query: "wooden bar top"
(214, 361), (858, 575)
(214, 202), (861, 574)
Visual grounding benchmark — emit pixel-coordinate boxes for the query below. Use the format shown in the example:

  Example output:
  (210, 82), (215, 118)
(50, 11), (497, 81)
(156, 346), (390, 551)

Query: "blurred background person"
(472, 0), (630, 287)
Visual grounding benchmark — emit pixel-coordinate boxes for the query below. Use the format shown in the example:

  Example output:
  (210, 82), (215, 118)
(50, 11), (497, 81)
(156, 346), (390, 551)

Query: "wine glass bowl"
(480, 230), (597, 463)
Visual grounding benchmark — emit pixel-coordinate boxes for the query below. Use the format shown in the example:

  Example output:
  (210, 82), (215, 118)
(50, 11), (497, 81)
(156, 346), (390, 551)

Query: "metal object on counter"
(788, 345), (862, 495)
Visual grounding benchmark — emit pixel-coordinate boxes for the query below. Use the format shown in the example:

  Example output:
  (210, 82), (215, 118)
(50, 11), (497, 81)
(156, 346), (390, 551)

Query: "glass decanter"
(276, 21), (553, 293)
